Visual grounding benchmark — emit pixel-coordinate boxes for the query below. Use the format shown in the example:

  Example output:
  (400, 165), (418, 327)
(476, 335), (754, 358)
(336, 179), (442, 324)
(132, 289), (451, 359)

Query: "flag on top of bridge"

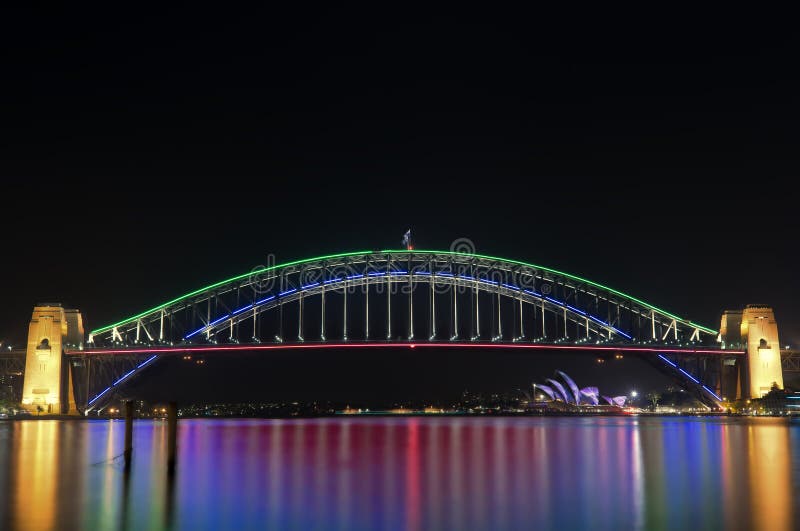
(402, 229), (412, 250)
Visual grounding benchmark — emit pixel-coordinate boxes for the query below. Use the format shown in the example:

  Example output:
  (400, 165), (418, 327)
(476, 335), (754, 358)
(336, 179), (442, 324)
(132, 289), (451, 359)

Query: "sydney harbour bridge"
(9, 249), (791, 414)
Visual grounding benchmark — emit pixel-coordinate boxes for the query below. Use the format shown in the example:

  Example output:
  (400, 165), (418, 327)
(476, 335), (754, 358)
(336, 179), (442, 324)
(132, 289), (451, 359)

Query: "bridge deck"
(68, 342), (745, 357)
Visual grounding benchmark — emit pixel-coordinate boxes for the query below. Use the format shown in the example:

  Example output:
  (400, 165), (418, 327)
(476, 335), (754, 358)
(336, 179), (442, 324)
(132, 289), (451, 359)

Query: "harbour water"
(1, 416), (798, 530)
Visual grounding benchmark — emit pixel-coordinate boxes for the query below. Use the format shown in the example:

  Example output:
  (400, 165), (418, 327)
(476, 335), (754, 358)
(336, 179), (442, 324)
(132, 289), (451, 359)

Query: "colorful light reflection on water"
(1, 417), (798, 530)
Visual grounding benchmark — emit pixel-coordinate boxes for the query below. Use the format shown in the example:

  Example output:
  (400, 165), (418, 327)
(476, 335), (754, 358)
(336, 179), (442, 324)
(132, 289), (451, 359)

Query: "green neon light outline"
(383, 250), (717, 334)
(91, 249), (717, 335)
(383, 250), (716, 334)
(90, 250), (373, 335)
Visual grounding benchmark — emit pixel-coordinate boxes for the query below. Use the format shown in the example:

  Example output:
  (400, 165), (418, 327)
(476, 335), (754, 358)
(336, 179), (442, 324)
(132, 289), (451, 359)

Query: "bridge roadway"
(67, 341), (741, 357)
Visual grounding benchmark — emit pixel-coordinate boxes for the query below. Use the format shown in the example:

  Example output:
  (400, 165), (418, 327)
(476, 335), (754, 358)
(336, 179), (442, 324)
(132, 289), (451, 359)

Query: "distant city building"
(0, 373), (20, 401)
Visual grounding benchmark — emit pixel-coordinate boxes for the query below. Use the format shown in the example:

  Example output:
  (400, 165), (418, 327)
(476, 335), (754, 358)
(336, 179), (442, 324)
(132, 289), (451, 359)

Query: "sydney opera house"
(531, 370), (627, 409)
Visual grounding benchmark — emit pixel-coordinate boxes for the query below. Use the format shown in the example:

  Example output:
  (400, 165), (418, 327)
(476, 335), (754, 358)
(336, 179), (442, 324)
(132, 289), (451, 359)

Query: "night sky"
(2, 7), (798, 403)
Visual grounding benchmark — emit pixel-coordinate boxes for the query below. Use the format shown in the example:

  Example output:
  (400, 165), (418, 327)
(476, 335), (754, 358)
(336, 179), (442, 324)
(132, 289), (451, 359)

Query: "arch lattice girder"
(88, 250), (716, 346)
(182, 274), (625, 342)
(94, 274), (633, 346)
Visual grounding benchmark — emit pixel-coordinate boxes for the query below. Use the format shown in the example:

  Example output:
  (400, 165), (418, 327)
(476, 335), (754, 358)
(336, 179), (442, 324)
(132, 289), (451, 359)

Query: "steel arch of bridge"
(88, 250), (717, 347)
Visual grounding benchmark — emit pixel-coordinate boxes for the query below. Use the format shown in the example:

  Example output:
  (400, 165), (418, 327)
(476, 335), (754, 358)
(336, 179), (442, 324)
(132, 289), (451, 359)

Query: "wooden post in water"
(124, 400), (133, 468)
(167, 401), (178, 473)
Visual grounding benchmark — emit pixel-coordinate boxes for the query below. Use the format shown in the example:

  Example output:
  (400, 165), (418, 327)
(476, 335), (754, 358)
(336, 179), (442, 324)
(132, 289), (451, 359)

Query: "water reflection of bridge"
(0, 418), (795, 529)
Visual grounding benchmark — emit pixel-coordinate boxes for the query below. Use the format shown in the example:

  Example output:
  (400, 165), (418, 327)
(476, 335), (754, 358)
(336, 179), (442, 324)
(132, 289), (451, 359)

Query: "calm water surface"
(1, 416), (798, 530)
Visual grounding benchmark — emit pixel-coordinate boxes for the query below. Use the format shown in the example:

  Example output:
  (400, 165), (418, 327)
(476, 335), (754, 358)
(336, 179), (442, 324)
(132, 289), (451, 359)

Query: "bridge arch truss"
(75, 250), (730, 413)
(88, 250), (716, 347)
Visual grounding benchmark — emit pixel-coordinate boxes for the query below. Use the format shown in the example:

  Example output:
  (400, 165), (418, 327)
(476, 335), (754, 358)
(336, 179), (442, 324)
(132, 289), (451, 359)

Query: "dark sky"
(2, 7), (798, 402)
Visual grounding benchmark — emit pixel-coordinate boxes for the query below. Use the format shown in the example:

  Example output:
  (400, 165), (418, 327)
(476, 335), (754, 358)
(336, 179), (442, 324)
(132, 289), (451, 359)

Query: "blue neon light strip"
(452, 274), (626, 336)
(658, 354), (720, 402)
(138, 355), (158, 368)
(208, 315), (229, 327)
(113, 369), (136, 386)
(703, 385), (722, 401)
(232, 304), (253, 315)
(185, 326), (206, 339)
(187, 271), (634, 340)
(88, 355), (159, 406)
(658, 354), (677, 367)
(88, 386), (111, 405)
(678, 367), (700, 384)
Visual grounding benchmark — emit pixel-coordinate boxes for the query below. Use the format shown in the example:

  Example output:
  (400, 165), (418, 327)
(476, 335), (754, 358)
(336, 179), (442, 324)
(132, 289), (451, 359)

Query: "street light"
(630, 390), (638, 397)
